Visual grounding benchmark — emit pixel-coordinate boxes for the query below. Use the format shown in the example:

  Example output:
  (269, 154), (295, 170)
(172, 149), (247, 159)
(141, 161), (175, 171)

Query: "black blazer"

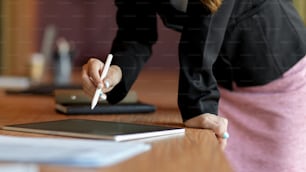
(107, 0), (306, 121)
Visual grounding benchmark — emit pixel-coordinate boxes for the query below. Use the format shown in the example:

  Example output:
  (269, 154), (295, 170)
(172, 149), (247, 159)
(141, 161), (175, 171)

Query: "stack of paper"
(0, 76), (30, 89)
(0, 164), (38, 172)
(0, 135), (151, 167)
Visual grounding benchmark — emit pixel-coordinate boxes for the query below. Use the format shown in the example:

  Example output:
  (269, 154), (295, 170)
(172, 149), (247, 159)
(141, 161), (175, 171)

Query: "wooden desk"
(0, 70), (233, 172)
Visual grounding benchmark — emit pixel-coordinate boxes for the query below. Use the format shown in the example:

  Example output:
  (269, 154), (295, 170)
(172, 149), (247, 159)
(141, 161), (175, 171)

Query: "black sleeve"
(178, 0), (236, 121)
(107, 0), (158, 104)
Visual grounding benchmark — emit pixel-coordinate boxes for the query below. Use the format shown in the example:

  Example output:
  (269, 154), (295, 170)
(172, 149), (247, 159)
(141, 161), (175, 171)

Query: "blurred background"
(0, 0), (305, 77)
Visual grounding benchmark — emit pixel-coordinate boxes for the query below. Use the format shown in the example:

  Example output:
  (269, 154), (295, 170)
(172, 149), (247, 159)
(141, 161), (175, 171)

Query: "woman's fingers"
(82, 65), (95, 97)
(184, 113), (229, 150)
(101, 65), (122, 93)
(86, 58), (104, 86)
(81, 58), (103, 97)
(218, 136), (228, 150)
(81, 58), (122, 98)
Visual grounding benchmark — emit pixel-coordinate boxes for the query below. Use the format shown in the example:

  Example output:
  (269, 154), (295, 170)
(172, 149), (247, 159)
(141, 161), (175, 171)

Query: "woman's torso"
(214, 0), (306, 89)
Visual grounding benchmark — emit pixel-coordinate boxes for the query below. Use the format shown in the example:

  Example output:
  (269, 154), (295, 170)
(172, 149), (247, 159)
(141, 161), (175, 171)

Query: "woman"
(82, 0), (306, 171)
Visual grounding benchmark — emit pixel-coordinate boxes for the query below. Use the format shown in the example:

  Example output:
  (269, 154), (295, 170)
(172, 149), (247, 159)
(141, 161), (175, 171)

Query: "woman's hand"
(184, 113), (229, 150)
(81, 58), (122, 98)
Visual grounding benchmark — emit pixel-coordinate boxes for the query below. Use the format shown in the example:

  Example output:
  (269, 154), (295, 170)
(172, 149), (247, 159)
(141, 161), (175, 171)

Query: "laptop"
(2, 119), (185, 141)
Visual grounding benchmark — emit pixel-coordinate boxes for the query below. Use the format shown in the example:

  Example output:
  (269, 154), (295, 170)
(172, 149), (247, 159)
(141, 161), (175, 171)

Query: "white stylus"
(91, 54), (113, 110)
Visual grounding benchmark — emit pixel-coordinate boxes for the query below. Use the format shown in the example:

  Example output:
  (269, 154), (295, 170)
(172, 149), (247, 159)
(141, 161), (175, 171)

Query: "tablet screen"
(2, 119), (185, 141)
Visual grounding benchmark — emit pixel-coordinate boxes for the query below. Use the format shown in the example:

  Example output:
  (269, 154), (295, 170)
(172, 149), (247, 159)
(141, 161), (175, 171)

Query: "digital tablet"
(55, 103), (156, 115)
(54, 89), (156, 115)
(2, 119), (185, 141)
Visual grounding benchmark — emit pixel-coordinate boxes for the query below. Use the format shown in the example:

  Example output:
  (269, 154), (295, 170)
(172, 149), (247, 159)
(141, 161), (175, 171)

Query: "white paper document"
(0, 164), (38, 172)
(0, 135), (151, 167)
(0, 76), (30, 89)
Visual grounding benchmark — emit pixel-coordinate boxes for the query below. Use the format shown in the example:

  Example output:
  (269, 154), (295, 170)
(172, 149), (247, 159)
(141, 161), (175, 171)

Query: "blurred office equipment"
(53, 37), (74, 85)
(0, 0), (38, 76)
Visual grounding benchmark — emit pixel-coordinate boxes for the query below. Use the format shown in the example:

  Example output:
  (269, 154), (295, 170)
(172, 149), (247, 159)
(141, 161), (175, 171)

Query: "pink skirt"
(219, 55), (306, 172)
